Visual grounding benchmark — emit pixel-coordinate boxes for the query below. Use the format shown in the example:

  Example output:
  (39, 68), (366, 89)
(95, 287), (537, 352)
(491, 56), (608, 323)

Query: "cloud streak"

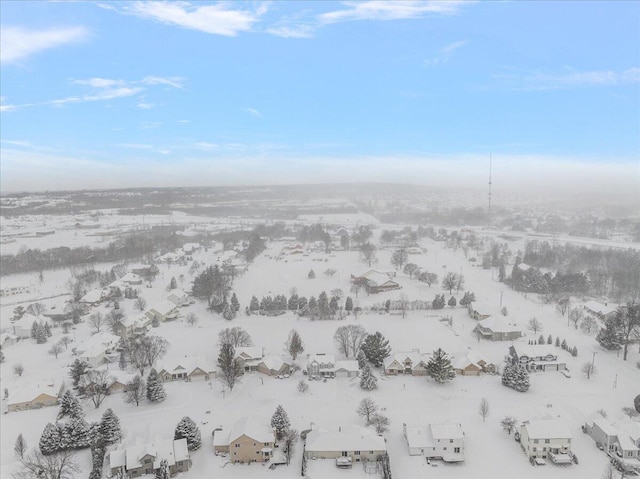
(244, 108), (263, 118)
(319, 1), (469, 24)
(0, 26), (88, 63)
(424, 40), (467, 66)
(497, 67), (640, 90)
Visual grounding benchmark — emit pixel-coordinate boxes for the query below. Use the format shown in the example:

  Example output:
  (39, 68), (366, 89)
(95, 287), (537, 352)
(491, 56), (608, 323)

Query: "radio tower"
(488, 154), (492, 227)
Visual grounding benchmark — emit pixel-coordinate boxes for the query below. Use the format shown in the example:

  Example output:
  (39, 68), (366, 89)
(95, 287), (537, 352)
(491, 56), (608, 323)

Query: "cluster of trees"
(192, 265), (233, 309)
(502, 364), (530, 392)
(271, 405), (298, 465)
(597, 303), (640, 360)
(357, 398), (390, 435)
(247, 290), (355, 320)
(30, 320), (52, 344)
(175, 417), (201, 450)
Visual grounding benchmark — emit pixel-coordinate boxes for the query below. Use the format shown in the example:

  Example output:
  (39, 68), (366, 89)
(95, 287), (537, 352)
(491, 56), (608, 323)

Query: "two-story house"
(304, 425), (387, 468)
(403, 423), (465, 462)
(213, 416), (276, 464)
(509, 345), (567, 373)
(109, 438), (190, 477)
(306, 353), (336, 378)
(584, 413), (640, 465)
(384, 350), (429, 376)
(519, 419), (573, 464)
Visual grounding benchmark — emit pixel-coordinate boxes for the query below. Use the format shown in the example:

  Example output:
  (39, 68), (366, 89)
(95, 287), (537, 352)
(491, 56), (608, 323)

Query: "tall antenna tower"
(488, 154), (492, 227)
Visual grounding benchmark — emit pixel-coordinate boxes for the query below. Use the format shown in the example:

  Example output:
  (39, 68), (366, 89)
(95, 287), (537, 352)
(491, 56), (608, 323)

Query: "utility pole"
(591, 351), (597, 377)
(500, 291), (504, 308)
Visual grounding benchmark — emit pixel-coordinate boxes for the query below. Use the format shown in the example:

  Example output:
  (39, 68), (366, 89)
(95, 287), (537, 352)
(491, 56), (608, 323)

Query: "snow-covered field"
(1, 221), (639, 479)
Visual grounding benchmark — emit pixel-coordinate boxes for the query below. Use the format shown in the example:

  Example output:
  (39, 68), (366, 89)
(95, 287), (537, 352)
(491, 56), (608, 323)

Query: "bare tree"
(568, 308), (584, 329)
(14, 363), (24, 377)
(527, 317), (543, 334)
(622, 407), (639, 419)
(334, 324), (367, 358)
(59, 336), (72, 351)
(88, 312), (104, 333)
(403, 263), (419, 279)
(602, 462), (615, 479)
(106, 308), (125, 335)
(334, 326), (350, 356)
(617, 304), (640, 361)
(217, 343), (243, 391)
(390, 249), (408, 270)
(580, 316), (599, 335)
(399, 293), (409, 318)
(49, 343), (64, 359)
(330, 288), (344, 300)
(500, 416), (518, 435)
(297, 379), (309, 393)
(582, 361), (596, 379)
(125, 375), (145, 406)
(360, 242), (377, 267)
(370, 413), (390, 435)
(83, 369), (110, 408)
(455, 274), (465, 294)
(282, 429), (299, 465)
(14, 448), (79, 479)
(112, 264), (127, 279)
(185, 312), (198, 326)
(218, 327), (253, 348)
(324, 269), (337, 278)
(125, 339), (148, 376)
(357, 397), (378, 424)
(479, 398), (490, 422)
(556, 297), (571, 318)
(139, 335), (169, 368)
(14, 433), (27, 459)
(441, 272), (458, 294)
(134, 296), (147, 311)
(26, 302), (46, 317)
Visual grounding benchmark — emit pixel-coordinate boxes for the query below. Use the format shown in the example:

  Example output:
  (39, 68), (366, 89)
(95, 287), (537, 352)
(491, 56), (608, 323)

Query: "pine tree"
(156, 458), (170, 479)
(596, 316), (624, 350)
(426, 348), (456, 383)
(285, 330), (304, 360)
(571, 346), (578, 357)
(360, 332), (391, 368)
(169, 277), (177, 289)
(146, 369), (167, 402)
(356, 349), (368, 369)
(44, 322), (52, 337)
(60, 390), (84, 419)
(329, 296), (339, 312)
(538, 334), (545, 345)
(360, 365), (378, 390)
(174, 416), (201, 450)
(459, 291), (476, 307)
(547, 334), (553, 345)
(249, 295), (260, 311)
(308, 269), (315, 279)
(0, 347), (4, 364)
(230, 293), (240, 312)
(68, 359), (90, 388)
(217, 343), (243, 391)
(555, 336), (560, 347)
(39, 422), (62, 455)
(345, 296), (353, 312)
(432, 294), (445, 310)
(448, 296), (457, 307)
(502, 363), (530, 392)
(271, 405), (291, 439)
(36, 323), (48, 344)
(67, 417), (91, 449)
(222, 302), (236, 321)
(89, 433), (106, 479)
(561, 339), (568, 350)
(99, 408), (123, 445)
(31, 321), (38, 339)
(14, 433), (27, 459)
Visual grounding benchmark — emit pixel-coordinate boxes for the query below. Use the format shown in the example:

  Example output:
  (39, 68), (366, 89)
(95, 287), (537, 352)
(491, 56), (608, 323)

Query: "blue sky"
(1, 1), (639, 193)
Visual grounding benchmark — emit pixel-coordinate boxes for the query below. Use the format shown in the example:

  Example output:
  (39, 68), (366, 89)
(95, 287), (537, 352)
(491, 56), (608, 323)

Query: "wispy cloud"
(319, 1), (469, 24)
(142, 76), (185, 89)
(195, 142), (218, 150)
(423, 40), (467, 67)
(244, 108), (263, 118)
(0, 26), (88, 63)
(102, 1), (266, 36)
(177, 119), (190, 123)
(267, 24), (316, 39)
(497, 67), (640, 90)
(0, 139), (32, 147)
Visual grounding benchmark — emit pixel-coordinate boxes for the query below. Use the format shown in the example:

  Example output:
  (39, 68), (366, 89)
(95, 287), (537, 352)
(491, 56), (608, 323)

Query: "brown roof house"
(8, 379), (62, 412)
(304, 425), (387, 468)
(256, 356), (291, 376)
(384, 350), (430, 376)
(157, 356), (216, 382)
(213, 416), (276, 464)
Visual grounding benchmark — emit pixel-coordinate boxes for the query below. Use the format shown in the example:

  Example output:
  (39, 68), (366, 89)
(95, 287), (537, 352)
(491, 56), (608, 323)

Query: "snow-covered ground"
(1, 223), (639, 479)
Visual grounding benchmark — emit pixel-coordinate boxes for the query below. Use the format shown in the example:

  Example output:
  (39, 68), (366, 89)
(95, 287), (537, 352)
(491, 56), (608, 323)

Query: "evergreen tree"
(502, 363), (530, 392)
(14, 433), (27, 459)
(217, 343), (242, 391)
(432, 294), (445, 309)
(287, 294), (299, 311)
(285, 330), (304, 360)
(60, 390), (84, 419)
(174, 416), (201, 450)
(426, 348), (456, 383)
(356, 349), (368, 369)
(67, 417), (91, 449)
(44, 322), (52, 337)
(271, 405), (291, 439)
(99, 408), (122, 445)
(555, 336), (561, 347)
(596, 315), (624, 350)
(547, 334), (553, 345)
(297, 296), (308, 311)
(459, 291), (476, 307)
(39, 423), (62, 455)
(561, 339), (568, 350)
(0, 347), (4, 364)
(360, 365), (378, 390)
(68, 359), (90, 389)
(448, 296), (457, 307)
(36, 323), (48, 344)
(308, 269), (316, 279)
(538, 334), (545, 345)
(31, 320), (38, 339)
(230, 293), (240, 312)
(571, 346), (578, 357)
(89, 433), (106, 479)
(146, 369), (167, 402)
(329, 296), (339, 312)
(169, 277), (177, 289)
(360, 331), (391, 368)
(308, 296), (317, 311)
(249, 295), (260, 311)
(156, 459), (170, 479)
(119, 349), (127, 370)
(317, 291), (330, 318)
(222, 302), (236, 321)
(345, 296), (353, 312)
(498, 263), (506, 282)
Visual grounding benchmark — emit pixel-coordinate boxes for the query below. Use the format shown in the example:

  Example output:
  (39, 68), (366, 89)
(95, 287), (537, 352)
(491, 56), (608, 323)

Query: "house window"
(355, 451), (361, 456)
(534, 439), (539, 444)
(545, 439), (550, 444)
(341, 452), (348, 457)
(235, 443), (240, 448)
(450, 439), (453, 443)
(454, 448), (460, 453)
(444, 447), (447, 451)
(369, 451), (374, 454)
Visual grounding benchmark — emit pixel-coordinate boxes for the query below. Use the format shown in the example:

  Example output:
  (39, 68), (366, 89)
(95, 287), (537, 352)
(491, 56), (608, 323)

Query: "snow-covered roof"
(235, 346), (263, 361)
(476, 316), (520, 333)
(158, 356), (215, 376)
(587, 413), (617, 436)
(167, 289), (188, 306)
(120, 272), (143, 283)
(148, 300), (177, 316)
(512, 344), (558, 359)
(431, 424), (465, 440)
(617, 434), (639, 452)
(308, 353), (336, 366)
(108, 370), (137, 386)
(8, 379), (59, 405)
(335, 360), (359, 372)
(583, 301), (617, 316)
(216, 417), (275, 445)
(522, 419), (572, 440)
(80, 288), (106, 303)
(517, 263), (531, 272)
(405, 423), (464, 448)
(76, 332), (120, 358)
(259, 355), (289, 371)
(305, 426), (386, 453)
(115, 438), (187, 471)
(384, 350), (429, 369)
(452, 349), (491, 370)
(0, 332), (17, 344)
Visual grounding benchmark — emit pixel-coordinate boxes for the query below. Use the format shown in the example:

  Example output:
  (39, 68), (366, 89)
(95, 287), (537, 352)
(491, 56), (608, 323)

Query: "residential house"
(474, 317), (522, 341)
(307, 353), (337, 378)
(10, 315), (51, 339)
(167, 289), (189, 307)
(155, 252), (184, 264)
(112, 315), (151, 340)
(182, 243), (201, 255)
(213, 416), (276, 464)
(509, 345), (567, 373)
(0, 332), (18, 347)
(107, 371), (137, 395)
(79, 288), (109, 306)
(129, 264), (159, 280)
(235, 347), (264, 373)
(584, 413), (640, 465)
(351, 270), (401, 294)
(109, 438), (190, 477)
(583, 301), (618, 321)
(519, 419), (573, 464)
(403, 423), (465, 462)
(468, 302), (494, 321)
(0, 282), (31, 297)
(157, 356), (216, 382)
(42, 300), (77, 323)
(145, 300), (179, 323)
(119, 272), (144, 286)
(452, 349), (496, 376)
(304, 426), (387, 467)
(8, 379), (62, 412)
(334, 360), (360, 378)
(384, 350), (430, 376)
(256, 356), (291, 376)
(75, 332), (121, 368)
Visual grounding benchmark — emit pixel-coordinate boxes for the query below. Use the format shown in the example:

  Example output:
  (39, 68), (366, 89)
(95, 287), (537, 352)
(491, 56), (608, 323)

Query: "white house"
(167, 289), (189, 307)
(304, 426), (387, 466)
(474, 317), (522, 341)
(0, 282), (31, 297)
(384, 350), (430, 376)
(583, 301), (617, 320)
(509, 345), (567, 372)
(403, 423), (465, 462)
(75, 332), (121, 367)
(519, 419), (573, 464)
(334, 360), (360, 378)
(306, 353), (336, 378)
(79, 288), (109, 305)
(235, 346), (264, 372)
(145, 300), (179, 323)
(584, 413), (640, 466)
(109, 437), (190, 477)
